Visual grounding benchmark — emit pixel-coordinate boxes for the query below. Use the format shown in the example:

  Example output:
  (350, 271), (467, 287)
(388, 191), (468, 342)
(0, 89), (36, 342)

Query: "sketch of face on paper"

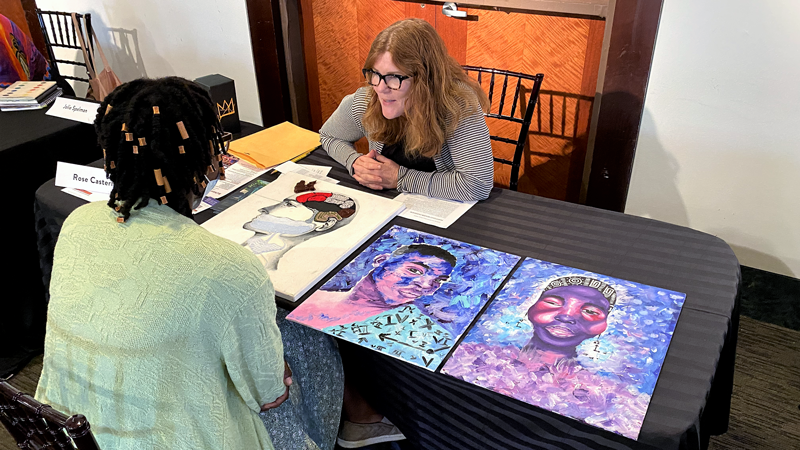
(288, 226), (520, 370)
(441, 258), (686, 440)
(242, 190), (357, 270)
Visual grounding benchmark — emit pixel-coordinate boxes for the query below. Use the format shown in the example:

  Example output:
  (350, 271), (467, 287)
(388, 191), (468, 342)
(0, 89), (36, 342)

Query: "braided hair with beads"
(94, 77), (227, 222)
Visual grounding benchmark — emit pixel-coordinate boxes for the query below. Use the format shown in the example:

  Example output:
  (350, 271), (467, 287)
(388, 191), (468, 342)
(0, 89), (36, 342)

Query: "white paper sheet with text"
(192, 155), (270, 214)
(274, 160), (338, 184)
(394, 193), (476, 228)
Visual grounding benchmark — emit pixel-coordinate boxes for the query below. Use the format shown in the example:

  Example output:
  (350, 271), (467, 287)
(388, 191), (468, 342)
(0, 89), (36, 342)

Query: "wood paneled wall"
(308, 0), (603, 201)
(1, 0), (32, 37)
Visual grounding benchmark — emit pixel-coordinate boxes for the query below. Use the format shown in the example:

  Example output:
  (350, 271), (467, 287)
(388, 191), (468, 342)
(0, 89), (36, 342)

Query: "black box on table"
(194, 74), (241, 134)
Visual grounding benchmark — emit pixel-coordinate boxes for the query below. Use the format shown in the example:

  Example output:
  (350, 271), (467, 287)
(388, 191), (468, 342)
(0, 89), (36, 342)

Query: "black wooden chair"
(463, 66), (544, 191)
(0, 380), (101, 450)
(36, 10), (94, 90)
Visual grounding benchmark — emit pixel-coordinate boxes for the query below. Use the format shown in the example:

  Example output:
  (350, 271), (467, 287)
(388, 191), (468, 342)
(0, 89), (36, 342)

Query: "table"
(0, 104), (99, 378)
(34, 148), (740, 450)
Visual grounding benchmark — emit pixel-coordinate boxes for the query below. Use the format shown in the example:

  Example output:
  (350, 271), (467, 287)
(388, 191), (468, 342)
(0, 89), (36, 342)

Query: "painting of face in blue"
(441, 257), (686, 440)
(287, 226), (520, 370)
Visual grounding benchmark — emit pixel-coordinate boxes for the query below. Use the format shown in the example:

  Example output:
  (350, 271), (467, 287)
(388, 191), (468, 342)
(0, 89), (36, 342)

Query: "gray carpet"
(3, 315), (799, 450)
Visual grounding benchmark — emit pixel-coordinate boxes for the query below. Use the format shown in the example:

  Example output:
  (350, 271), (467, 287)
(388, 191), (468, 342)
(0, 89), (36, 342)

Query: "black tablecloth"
(34, 148), (740, 450)
(0, 104), (99, 377)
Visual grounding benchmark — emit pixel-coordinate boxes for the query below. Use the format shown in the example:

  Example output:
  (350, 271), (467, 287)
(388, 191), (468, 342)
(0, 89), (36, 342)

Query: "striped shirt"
(320, 87), (493, 201)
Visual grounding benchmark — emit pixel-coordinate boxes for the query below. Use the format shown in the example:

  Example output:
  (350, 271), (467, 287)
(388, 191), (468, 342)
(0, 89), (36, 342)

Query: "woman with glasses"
(320, 18), (492, 202)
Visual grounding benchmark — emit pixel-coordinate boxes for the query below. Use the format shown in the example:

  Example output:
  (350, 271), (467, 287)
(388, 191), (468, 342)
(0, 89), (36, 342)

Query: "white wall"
(37, 0), (262, 125)
(626, 0), (800, 277)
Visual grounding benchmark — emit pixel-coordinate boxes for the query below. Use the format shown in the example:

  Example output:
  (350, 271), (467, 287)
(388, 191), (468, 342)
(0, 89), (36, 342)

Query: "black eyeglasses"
(362, 69), (412, 90)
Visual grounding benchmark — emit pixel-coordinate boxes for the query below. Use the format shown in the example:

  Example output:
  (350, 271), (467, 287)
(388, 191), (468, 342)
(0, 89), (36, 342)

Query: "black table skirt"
(1, 105), (99, 377)
(34, 148), (740, 450)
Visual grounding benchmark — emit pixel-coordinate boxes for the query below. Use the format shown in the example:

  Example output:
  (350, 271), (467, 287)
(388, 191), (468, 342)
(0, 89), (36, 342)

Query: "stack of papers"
(0, 81), (62, 111)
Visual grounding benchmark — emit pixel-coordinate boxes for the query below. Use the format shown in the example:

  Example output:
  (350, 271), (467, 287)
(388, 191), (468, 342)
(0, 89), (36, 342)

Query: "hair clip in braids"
(117, 217), (125, 223)
(132, 145), (139, 154)
(125, 133), (133, 142)
(138, 137), (147, 146)
(178, 145), (185, 154)
(105, 104), (112, 115)
(121, 123), (128, 132)
(163, 176), (172, 194)
(176, 121), (189, 140)
(160, 196), (168, 204)
(154, 169), (165, 186)
(109, 161), (116, 169)
(153, 106), (160, 114)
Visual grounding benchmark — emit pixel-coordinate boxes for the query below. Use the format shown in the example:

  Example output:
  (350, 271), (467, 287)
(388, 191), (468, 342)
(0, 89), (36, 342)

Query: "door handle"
(442, 2), (467, 18)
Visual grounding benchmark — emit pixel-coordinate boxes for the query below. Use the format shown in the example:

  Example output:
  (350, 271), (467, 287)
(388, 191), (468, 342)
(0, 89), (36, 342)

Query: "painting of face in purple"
(288, 226), (520, 370)
(441, 258), (686, 440)
(370, 245), (457, 307)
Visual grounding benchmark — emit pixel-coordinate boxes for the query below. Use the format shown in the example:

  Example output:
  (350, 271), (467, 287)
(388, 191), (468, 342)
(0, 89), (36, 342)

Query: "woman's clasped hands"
(352, 149), (400, 191)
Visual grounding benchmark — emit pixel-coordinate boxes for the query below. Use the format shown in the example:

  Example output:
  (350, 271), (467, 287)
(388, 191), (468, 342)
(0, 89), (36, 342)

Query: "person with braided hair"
(35, 77), (344, 450)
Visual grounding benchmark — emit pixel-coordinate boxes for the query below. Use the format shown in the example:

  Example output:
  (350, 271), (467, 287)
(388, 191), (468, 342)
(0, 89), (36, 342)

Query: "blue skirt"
(259, 308), (344, 450)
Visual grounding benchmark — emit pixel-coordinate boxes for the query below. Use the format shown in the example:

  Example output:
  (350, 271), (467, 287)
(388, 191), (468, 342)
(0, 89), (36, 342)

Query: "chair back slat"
(55, 14), (65, 45)
(71, 19), (79, 48)
(47, 14), (57, 45)
(487, 72), (495, 109)
(0, 381), (101, 450)
(510, 77), (521, 118)
(497, 74), (509, 116)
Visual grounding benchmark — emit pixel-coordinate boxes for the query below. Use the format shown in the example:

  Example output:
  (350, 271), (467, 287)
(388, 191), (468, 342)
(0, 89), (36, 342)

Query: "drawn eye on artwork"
(240, 186), (358, 270)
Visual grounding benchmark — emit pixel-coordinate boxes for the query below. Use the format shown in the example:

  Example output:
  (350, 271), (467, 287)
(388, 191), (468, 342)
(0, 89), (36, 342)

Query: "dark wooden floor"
(3, 315), (799, 450)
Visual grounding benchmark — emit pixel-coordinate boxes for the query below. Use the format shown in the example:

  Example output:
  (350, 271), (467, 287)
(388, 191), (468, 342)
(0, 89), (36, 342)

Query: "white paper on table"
(209, 159), (270, 198)
(394, 193), (477, 228)
(297, 164), (332, 177)
(46, 97), (99, 124)
(192, 157), (271, 214)
(274, 160), (338, 184)
(61, 187), (108, 202)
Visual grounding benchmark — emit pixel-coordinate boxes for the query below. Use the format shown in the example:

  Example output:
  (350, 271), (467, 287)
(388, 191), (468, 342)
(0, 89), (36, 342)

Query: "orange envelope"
(228, 121), (320, 169)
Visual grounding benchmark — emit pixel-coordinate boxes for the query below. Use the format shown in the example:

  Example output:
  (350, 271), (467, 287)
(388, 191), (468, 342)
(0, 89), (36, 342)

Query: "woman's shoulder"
(352, 86), (372, 112)
(452, 80), (483, 112)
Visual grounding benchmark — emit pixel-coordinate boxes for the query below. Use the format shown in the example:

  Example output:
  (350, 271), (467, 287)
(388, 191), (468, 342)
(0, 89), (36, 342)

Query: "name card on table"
(46, 97), (100, 124)
(55, 162), (113, 194)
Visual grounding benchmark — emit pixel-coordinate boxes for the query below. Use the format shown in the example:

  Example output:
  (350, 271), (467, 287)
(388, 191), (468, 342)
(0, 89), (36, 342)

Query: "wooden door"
(304, 0), (603, 201)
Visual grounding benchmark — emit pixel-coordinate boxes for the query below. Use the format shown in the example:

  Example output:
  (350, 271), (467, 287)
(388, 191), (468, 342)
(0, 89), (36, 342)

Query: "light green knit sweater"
(35, 201), (286, 449)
